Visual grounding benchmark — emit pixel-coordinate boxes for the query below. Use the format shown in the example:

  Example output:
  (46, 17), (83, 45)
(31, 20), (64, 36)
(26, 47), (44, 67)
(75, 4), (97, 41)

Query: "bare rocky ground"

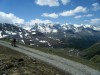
(0, 45), (69, 75)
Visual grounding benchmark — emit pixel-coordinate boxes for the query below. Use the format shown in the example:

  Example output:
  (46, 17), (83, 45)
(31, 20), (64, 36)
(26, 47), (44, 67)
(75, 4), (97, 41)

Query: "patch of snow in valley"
(93, 27), (100, 31)
(11, 32), (17, 35)
(19, 32), (23, 38)
(6, 31), (17, 35)
(30, 43), (34, 46)
(32, 32), (36, 34)
(52, 29), (58, 33)
(30, 40), (33, 41)
(21, 39), (25, 44)
(35, 38), (39, 41)
(23, 26), (31, 31)
(25, 33), (29, 36)
(48, 42), (51, 46)
(39, 40), (47, 43)
(0, 31), (2, 38)
(1, 35), (8, 38)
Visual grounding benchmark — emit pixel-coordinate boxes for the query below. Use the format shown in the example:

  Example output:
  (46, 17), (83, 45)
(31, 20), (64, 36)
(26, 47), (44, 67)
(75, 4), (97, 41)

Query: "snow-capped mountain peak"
(23, 23), (100, 33)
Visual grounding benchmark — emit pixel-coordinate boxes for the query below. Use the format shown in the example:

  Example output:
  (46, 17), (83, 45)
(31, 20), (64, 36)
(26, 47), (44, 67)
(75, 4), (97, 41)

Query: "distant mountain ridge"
(27, 23), (100, 49)
(0, 23), (100, 49)
(0, 23), (31, 44)
(23, 23), (100, 33)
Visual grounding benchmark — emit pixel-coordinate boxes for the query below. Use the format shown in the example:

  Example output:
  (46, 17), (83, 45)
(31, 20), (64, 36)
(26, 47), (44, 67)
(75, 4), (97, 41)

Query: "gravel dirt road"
(0, 40), (100, 75)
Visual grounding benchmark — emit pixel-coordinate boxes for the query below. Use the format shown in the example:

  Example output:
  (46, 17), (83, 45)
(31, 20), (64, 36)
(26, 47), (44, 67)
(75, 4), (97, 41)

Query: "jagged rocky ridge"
(0, 23), (100, 49)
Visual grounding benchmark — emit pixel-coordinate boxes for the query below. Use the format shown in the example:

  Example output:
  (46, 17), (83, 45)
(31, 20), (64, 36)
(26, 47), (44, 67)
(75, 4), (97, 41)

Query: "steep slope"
(81, 42), (100, 61)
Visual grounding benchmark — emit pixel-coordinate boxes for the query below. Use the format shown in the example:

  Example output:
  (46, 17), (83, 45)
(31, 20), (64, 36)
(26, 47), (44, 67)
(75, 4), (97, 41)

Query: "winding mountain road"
(0, 40), (100, 75)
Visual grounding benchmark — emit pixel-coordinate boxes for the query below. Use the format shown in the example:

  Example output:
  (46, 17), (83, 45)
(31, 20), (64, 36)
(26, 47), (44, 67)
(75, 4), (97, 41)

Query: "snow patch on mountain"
(23, 23), (100, 34)
(0, 31), (2, 38)
(39, 40), (47, 43)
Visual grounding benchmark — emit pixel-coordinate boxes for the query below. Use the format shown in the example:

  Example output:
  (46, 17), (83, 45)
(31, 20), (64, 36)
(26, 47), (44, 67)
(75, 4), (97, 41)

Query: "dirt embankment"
(0, 45), (68, 75)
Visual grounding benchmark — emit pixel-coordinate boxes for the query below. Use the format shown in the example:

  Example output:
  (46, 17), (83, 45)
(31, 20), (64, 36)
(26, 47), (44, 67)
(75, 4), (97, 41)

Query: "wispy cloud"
(42, 13), (59, 18)
(59, 6), (87, 16)
(0, 12), (24, 24)
(74, 14), (93, 19)
(61, 0), (70, 5)
(90, 18), (100, 25)
(27, 19), (53, 25)
(86, 14), (93, 17)
(74, 15), (82, 19)
(92, 3), (100, 11)
(42, 6), (87, 18)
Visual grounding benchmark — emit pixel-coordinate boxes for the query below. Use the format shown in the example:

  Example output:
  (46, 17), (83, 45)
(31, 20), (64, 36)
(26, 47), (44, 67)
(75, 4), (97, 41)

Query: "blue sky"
(0, 0), (100, 25)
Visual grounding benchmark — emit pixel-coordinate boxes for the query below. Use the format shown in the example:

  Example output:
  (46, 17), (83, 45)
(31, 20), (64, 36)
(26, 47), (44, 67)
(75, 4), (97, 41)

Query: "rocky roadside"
(0, 45), (68, 75)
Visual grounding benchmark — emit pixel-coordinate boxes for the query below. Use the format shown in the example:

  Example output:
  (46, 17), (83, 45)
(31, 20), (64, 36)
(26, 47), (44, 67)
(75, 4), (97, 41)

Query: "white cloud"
(74, 6), (87, 13)
(92, 3), (100, 11)
(61, 0), (70, 5)
(42, 6), (87, 18)
(59, 6), (87, 16)
(0, 12), (24, 24)
(42, 13), (59, 18)
(0, 11), (53, 25)
(86, 14), (93, 17)
(27, 19), (53, 25)
(74, 15), (82, 19)
(35, 0), (70, 7)
(35, 0), (60, 7)
(90, 18), (100, 25)
(74, 14), (93, 19)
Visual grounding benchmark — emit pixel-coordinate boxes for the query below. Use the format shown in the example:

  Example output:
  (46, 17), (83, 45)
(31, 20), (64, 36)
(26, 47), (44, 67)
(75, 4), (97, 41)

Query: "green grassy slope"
(90, 55), (100, 63)
(81, 42), (100, 60)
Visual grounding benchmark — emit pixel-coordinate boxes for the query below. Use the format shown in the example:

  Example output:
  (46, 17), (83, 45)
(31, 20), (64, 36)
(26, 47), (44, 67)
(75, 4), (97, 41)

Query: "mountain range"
(0, 23), (100, 49)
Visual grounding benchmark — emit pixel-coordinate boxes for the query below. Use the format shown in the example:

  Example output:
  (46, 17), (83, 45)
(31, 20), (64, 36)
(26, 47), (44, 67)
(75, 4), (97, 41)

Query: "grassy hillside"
(81, 42), (100, 60)
(0, 39), (100, 71)
(90, 55), (100, 63)
(0, 45), (69, 75)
